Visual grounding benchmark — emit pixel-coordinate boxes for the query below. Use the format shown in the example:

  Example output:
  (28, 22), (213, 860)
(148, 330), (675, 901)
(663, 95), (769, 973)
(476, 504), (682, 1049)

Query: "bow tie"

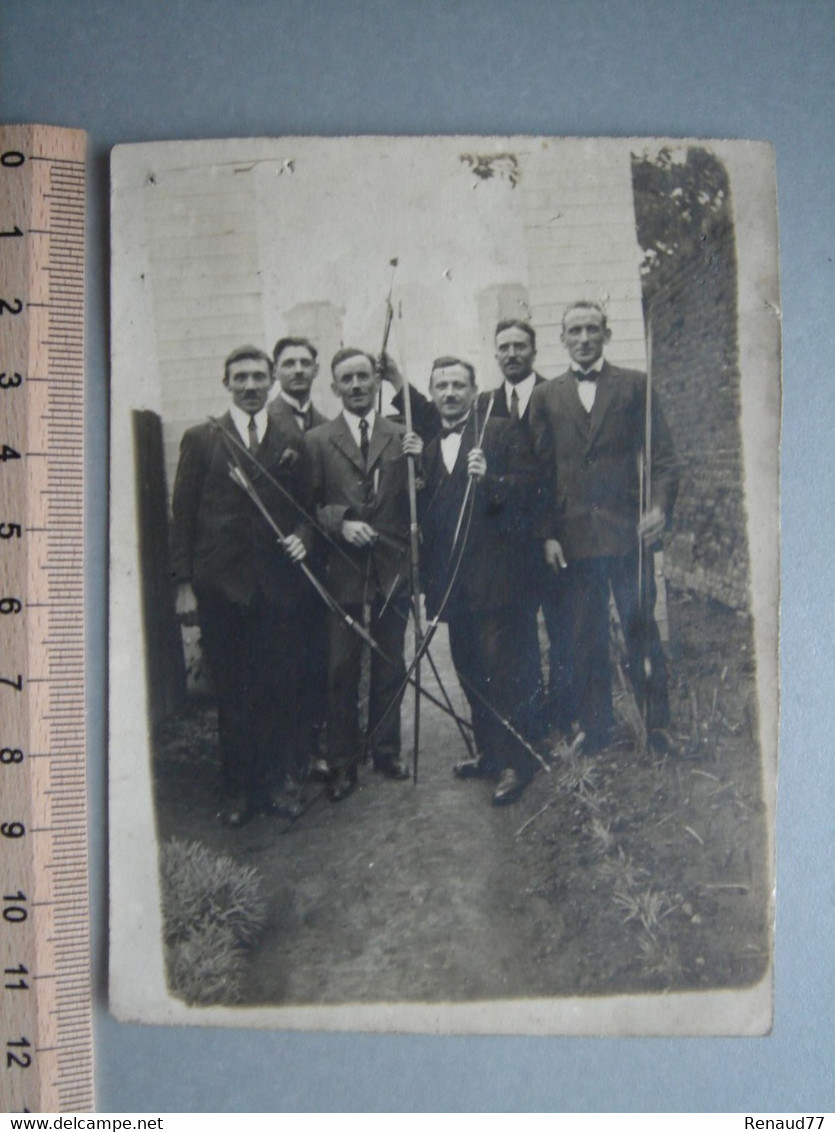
(441, 421), (468, 436)
(575, 370), (599, 383)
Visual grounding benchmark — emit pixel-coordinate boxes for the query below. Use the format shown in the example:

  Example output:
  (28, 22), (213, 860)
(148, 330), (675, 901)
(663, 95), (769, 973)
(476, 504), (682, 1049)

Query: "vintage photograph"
(109, 136), (779, 1034)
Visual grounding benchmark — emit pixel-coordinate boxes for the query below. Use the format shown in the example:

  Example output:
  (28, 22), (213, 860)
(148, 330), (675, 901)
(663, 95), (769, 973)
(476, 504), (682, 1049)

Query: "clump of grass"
(637, 933), (682, 985)
(159, 838), (269, 1006)
(587, 816), (616, 858)
(557, 753), (598, 797)
(613, 886), (674, 936)
(166, 921), (245, 1005)
(599, 848), (647, 889)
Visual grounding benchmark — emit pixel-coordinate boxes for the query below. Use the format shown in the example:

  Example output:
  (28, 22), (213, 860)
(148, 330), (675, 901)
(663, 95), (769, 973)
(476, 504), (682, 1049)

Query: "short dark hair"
(430, 355), (477, 386)
(331, 346), (377, 377)
(223, 345), (272, 383)
(494, 319), (536, 350)
(272, 336), (318, 365)
(561, 300), (608, 331)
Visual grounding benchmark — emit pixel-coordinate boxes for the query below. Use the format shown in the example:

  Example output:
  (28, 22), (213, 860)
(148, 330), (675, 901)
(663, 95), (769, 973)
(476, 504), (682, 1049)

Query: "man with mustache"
(529, 301), (680, 756)
(481, 318), (574, 737)
(305, 347), (422, 801)
(171, 346), (311, 826)
(268, 336), (329, 786)
(419, 356), (542, 805)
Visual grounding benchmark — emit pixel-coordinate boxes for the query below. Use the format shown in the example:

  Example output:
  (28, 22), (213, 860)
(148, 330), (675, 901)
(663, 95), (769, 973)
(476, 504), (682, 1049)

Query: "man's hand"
(544, 538), (567, 572)
(342, 519), (378, 548)
(467, 448), (487, 480)
(402, 431), (423, 459)
(175, 581), (198, 616)
(282, 534), (307, 563)
(639, 504), (666, 543)
(377, 351), (403, 391)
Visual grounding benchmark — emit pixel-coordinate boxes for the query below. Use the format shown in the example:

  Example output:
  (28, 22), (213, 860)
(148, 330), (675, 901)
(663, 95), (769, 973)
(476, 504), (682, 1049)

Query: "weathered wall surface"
(648, 244), (750, 611)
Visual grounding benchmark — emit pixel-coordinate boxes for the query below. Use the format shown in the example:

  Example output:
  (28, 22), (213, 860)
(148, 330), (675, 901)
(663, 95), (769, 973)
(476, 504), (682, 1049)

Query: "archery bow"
(362, 395), (549, 772)
(210, 417), (474, 734)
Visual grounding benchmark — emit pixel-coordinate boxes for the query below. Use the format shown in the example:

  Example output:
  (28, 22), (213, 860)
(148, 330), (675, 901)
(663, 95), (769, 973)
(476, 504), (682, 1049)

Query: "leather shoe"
(491, 768), (531, 806)
(649, 728), (677, 757)
(265, 791), (303, 820)
(221, 795), (252, 827)
(578, 729), (611, 757)
(328, 767), (358, 802)
(309, 757), (332, 782)
(453, 755), (499, 780)
(373, 755), (411, 780)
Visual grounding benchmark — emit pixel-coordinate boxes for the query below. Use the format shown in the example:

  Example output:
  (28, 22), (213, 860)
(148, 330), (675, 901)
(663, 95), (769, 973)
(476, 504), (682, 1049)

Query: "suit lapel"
(559, 374), (594, 443)
(587, 362), (617, 448)
(366, 415), (395, 471)
(494, 385), (509, 418)
(328, 414), (366, 474)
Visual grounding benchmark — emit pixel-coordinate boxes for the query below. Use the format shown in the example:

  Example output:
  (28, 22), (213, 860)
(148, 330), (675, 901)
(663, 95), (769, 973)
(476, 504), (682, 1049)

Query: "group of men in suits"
(170, 301), (679, 825)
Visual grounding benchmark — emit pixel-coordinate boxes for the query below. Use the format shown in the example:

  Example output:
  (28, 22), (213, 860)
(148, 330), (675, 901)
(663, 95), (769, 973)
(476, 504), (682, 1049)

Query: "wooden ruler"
(0, 125), (92, 1113)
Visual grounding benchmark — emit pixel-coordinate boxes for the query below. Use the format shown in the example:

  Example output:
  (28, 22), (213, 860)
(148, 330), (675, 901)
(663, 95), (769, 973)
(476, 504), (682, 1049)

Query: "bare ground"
(152, 588), (770, 1006)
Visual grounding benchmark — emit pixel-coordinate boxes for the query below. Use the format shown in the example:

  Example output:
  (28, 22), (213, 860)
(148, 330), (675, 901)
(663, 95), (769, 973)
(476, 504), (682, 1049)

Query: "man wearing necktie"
(479, 319), (574, 737)
(267, 337), (330, 782)
(305, 347), (422, 800)
(419, 357), (542, 805)
(268, 337), (328, 435)
(529, 301), (680, 756)
(170, 346), (313, 826)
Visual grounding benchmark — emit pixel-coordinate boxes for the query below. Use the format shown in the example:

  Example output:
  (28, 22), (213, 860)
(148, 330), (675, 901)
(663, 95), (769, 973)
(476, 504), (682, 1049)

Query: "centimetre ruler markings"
(0, 125), (92, 1114)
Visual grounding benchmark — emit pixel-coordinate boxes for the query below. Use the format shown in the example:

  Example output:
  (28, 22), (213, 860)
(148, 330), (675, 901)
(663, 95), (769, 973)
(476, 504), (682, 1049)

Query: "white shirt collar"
(229, 403), (269, 446)
(571, 357), (605, 376)
(279, 390), (312, 414)
(440, 429), (464, 474)
(503, 372), (537, 418)
(342, 407), (376, 449)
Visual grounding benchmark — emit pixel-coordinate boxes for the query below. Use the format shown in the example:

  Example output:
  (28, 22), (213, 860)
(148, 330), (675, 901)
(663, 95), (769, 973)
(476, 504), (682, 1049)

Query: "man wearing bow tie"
(529, 302), (680, 756)
(170, 346), (312, 826)
(419, 357), (542, 805)
(305, 348), (422, 800)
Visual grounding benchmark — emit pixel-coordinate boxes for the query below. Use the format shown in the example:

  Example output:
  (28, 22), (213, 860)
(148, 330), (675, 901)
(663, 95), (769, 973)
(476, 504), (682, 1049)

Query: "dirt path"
(153, 594), (770, 1007)
(241, 690), (566, 1006)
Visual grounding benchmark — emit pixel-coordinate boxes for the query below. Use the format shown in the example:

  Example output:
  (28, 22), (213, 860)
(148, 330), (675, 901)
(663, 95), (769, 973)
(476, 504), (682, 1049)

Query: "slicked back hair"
(430, 356), (477, 386)
(561, 300), (608, 331)
(224, 345), (273, 383)
(331, 346), (377, 377)
(494, 318), (536, 350)
(273, 336), (318, 365)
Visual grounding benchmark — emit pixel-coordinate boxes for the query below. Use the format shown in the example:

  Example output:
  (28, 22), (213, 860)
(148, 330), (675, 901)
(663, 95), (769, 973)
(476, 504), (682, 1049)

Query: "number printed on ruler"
(0, 125), (91, 1115)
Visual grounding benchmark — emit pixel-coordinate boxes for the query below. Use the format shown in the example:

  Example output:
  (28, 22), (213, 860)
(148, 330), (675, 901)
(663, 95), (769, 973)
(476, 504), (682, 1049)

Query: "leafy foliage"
(631, 146), (735, 303)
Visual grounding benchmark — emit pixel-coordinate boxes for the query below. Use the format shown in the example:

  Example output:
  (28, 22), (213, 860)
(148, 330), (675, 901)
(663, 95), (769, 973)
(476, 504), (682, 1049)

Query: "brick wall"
(648, 240), (751, 611)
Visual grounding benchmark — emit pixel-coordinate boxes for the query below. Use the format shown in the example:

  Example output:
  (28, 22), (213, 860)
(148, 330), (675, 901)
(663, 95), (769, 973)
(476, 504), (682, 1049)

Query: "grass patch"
(159, 837), (269, 1006)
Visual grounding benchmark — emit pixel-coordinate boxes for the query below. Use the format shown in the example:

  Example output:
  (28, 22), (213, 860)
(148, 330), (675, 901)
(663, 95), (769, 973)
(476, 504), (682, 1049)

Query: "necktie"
(294, 408), (310, 432)
(510, 387), (520, 421)
(247, 414), (259, 454)
(359, 416), (370, 464)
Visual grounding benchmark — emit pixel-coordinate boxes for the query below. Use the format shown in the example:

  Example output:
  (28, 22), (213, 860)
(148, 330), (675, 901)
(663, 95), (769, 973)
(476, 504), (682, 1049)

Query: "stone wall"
(648, 242), (751, 611)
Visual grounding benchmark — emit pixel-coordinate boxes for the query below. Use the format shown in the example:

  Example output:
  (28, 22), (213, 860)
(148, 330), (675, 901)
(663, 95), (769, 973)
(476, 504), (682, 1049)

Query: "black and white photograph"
(108, 135), (779, 1034)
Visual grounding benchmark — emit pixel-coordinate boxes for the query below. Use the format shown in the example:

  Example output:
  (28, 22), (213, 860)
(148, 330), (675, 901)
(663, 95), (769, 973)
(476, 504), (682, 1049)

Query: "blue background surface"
(1, 0), (833, 1112)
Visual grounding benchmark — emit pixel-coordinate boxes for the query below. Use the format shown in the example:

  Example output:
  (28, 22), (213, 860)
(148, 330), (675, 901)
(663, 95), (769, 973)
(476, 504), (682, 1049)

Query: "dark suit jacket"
(529, 361), (679, 561)
(389, 385), (441, 444)
(419, 416), (542, 619)
(170, 411), (312, 608)
(477, 373), (548, 437)
(305, 413), (411, 606)
(267, 393), (328, 435)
